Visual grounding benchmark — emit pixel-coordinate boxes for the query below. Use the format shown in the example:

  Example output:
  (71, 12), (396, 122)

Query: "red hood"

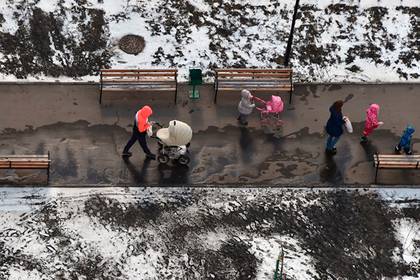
(137, 106), (153, 132)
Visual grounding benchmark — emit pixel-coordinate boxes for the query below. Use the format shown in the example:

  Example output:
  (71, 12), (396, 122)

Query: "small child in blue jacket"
(395, 125), (415, 155)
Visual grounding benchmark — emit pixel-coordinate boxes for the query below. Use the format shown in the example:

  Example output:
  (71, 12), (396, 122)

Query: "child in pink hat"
(360, 104), (383, 143)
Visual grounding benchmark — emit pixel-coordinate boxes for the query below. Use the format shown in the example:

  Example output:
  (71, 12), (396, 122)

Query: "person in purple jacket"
(325, 100), (346, 155)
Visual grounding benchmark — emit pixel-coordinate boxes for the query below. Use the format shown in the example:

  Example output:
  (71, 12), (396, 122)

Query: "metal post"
(214, 70), (218, 90)
(214, 71), (219, 103)
(289, 88), (293, 104)
(274, 247), (285, 280)
(289, 70), (293, 104)
(174, 70), (178, 104)
(279, 248), (284, 279)
(284, 0), (300, 67)
(274, 255), (280, 280)
(99, 71), (103, 104)
(47, 151), (50, 184)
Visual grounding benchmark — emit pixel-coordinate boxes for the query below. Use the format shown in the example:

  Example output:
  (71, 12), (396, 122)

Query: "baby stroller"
(154, 120), (192, 165)
(253, 95), (284, 126)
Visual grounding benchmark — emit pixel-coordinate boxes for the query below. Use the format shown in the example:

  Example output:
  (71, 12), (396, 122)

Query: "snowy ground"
(0, 0), (418, 82)
(0, 187), (419, 280)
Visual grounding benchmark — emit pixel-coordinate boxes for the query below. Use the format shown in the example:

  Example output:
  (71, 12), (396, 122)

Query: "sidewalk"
(0, 83), (419, 186)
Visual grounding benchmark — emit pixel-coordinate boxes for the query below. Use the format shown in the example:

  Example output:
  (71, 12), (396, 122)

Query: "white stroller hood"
(156, 120), (192, 146)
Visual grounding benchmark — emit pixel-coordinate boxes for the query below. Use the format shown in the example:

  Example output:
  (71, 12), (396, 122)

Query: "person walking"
(325, 100), (346, 155)
(360, 104), (383, 143)
(237, 89), (255, 126)
(122, 105), (156, 160)
(395, 125), (415, 155)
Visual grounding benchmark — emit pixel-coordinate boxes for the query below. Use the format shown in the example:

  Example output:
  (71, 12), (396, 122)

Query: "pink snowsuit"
(362, 104), (380, 137)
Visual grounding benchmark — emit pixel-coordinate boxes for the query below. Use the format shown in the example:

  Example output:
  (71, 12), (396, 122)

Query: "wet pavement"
(0, 83), (419, 186)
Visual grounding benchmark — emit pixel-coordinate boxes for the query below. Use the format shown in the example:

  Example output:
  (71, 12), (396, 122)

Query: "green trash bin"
(189, 68), (202, 99)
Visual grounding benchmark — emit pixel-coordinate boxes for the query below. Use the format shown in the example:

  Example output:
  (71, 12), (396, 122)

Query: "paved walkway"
(0, 83), (419, 186)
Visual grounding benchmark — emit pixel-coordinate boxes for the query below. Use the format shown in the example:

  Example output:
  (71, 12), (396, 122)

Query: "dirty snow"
(0, 187), (419, 279)
(0, 0), (418, 82)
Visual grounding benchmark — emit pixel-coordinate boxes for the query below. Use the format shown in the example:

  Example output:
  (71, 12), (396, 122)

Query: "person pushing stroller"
(122, 105), (156, 160)
(237, 89), (255, 126)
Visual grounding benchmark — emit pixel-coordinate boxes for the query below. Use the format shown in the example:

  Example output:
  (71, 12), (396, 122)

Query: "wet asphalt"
(0, 83), (419, 186)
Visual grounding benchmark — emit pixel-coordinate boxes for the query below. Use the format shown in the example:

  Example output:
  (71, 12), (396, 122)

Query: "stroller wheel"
(177, 155), (190, 165)
(158, 154), (170, 164)
(276, 120), (284, 126)
(260, 119), (269, 126)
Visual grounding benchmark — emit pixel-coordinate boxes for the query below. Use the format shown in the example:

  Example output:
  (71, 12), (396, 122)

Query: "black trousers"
(123, 126), (152, 155)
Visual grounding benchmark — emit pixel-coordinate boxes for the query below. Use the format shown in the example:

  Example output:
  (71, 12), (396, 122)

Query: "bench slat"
(102, 73), (176, 77)
(8, 160), (50, 163)
(376, 160), (420, 163)
(101, 69), (176, 73)
(376, 165), (419, 168)
(218, 80), (291, 84)
(216, 68), (292, 73)
(103, 84), (175, 87)
(375, 156), (420, 160)
(9, 166), (49, 169)
(103, 85), (175, 88)
(10, 162), (49, 165)
(218, 83), (291, 87)
(377, 160), (419, 164)
(218, 73), (291, 78)
(102, 80), (175, 83)
(11, 163), (50, 166)
(0, 155), (48, 158)
(0, 158), (49, 162)
(102, 88), (176, 92)
(218, 88), (292, 92)
(374, 154), (420, 158)
(374, 155), (420, 161)
(102, 87), (176, 90)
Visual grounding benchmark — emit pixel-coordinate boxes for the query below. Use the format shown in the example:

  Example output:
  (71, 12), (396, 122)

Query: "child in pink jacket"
(360, 104), (383, 143)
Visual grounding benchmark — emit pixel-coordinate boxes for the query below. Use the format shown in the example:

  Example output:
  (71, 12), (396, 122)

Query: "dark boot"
(360, 136), (368, 143)
(325, 148), (337, 155)
(146, 153), (156, 160)
(122, 152), (132, 157)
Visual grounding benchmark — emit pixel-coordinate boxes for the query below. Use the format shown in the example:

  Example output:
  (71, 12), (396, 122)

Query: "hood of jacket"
(241, 89), (252, 100)
(405, 125), (415, 135)
(140, 106), (152, 119)
(400, 125), (415, 146)
(137, 105), (153, 132)
(366, 104), (380, 126)
(238, 89), (255, 115)
(367, 104), (379, 117)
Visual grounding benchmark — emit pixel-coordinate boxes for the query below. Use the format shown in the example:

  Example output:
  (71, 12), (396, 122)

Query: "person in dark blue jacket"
(325, 100), (345, 154)
(395, 125), (415, 155)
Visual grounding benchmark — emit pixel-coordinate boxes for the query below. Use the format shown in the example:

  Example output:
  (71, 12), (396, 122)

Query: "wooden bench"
(0, 154), (51, 184)
(214, 68), (293, 104)
(99, 69), (178, 104)
(373, 154), (420, 183)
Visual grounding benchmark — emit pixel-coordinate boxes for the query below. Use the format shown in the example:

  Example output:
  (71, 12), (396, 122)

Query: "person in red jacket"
(122, 105), (156, 160)
(360, 103), (383, 143)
